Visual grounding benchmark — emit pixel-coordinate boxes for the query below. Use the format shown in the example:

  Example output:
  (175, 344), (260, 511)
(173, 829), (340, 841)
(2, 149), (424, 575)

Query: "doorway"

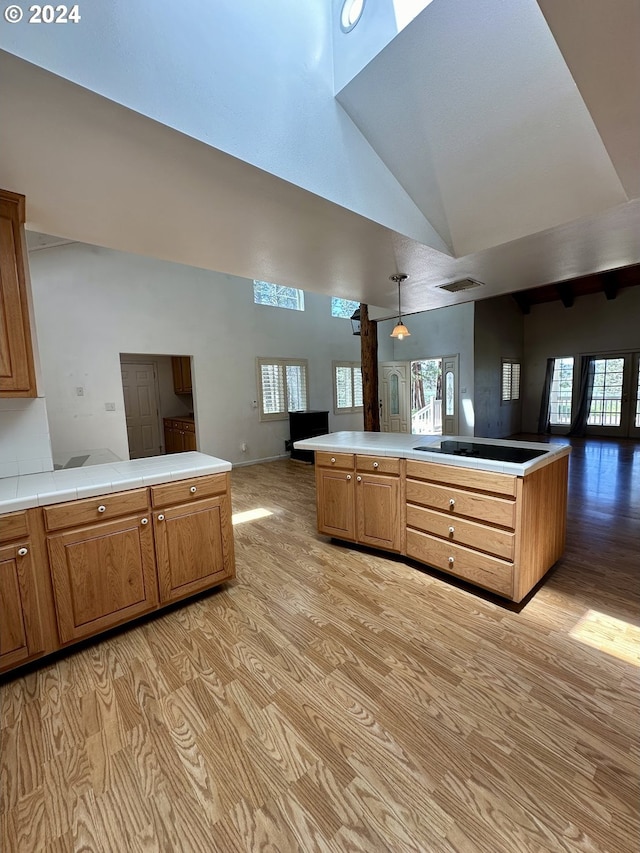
(380, 354), (459, 435)
(121, 361), (162, 458)
(410, 358), (442, 435)
(586, 352), (640, 439)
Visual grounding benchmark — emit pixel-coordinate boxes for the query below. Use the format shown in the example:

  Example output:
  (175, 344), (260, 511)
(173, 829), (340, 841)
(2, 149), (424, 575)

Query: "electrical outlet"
(76, 386), (84, 396)
(105, 402), (116, 411)
(241, 442), (247, 452)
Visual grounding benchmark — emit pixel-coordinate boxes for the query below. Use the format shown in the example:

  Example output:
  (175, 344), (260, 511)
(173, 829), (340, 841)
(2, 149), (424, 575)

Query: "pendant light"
(389, 273), (411, 339)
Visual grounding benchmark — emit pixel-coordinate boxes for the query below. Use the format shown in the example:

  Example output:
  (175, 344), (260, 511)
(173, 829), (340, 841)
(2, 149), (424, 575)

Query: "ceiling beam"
(556, 283), (574, 308)
(602, 271), (619, 300)
(512, 292), (531, 315)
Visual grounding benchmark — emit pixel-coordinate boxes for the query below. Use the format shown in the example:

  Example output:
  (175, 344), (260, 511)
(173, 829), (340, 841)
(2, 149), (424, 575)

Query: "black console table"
(289, 410), (329, 463)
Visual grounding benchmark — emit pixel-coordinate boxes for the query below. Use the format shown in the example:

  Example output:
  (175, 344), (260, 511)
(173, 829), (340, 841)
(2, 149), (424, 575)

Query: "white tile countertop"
(293, 432), (571, 476)
(0, 452), (232, 515)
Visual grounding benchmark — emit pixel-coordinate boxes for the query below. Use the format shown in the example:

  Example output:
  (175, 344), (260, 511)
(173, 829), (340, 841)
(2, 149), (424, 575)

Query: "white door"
(441, 354), (459, 436)
(380, 362), (410, 433)
(121, 362), (162, 458)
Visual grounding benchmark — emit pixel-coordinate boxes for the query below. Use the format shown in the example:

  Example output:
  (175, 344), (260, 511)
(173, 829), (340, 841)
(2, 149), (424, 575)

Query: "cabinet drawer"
(406, 504), (515, 561)
(44, 488), (149, 531)
(0, 510), (28, 542)
(406, 479), (516, 529)
(151, 473), (228, 508)
(356, 455), (400, 475)
(315, 452), (354, 470)
(406, 460), (517, 497)
(180, 421), (195, 433)
(406, 529), (514, 598)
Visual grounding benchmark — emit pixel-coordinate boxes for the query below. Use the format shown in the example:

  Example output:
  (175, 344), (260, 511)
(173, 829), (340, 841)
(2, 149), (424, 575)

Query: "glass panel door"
(586, 352), (640, 438)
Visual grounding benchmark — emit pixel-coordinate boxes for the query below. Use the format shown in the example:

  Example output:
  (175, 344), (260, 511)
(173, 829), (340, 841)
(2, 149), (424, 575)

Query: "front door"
(121, 362), (162, 458)
(441, 354), (459, 436)
(380, 362), (410, 433)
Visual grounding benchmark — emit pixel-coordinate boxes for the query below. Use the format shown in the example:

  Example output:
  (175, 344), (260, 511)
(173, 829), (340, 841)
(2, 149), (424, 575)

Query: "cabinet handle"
(97, 505), (106, 513)
(346, 474), (352, 481)
(449, 499), (455, 508)
(330, 457), (336, 463)
(356, 476), (362, 482)
(157, 514), (165, 521)
(190, 486), (197, 493)
(18, 547), (28, 557)
(141, 517), (149, 525)
(373, 461), (379, 469)
(448, 526), (455, 534)
(448, 556), (455, 565)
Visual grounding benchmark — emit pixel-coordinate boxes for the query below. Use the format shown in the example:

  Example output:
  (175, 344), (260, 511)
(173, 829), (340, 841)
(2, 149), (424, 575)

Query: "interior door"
(441, 354), (459, 436)
(121, 362), (162, 458)
(380, 362), (410, 433)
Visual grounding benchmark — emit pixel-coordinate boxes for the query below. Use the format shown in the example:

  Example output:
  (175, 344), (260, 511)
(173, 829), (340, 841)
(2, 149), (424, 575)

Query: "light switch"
(105, 402), (116, 411)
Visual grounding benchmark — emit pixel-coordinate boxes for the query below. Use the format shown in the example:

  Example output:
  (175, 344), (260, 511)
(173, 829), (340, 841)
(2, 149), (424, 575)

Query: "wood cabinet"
(164, 417), (196, 453)
(315, 453), (402, 552)
(172, 356), (192, 394)
(0, 189), (37, 397)
(0, 511), (43, 671)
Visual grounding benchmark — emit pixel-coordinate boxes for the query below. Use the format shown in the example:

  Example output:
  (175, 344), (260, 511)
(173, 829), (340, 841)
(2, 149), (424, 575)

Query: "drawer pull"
(141, 517), (149, 525)
(157, 514), (165, 522)
(448, 556), (455, 565)
(190, 486), (197, 493)
(356, 476), (362, 482)
(17, 547), (28, 557)
(448, 526), (455, 534)
(373, 461), (379, 468)
(331, 457), (336, 463)
(449, 499), (455, 508)
(346, 475), (352, 481)
(97, 505), (106, 513)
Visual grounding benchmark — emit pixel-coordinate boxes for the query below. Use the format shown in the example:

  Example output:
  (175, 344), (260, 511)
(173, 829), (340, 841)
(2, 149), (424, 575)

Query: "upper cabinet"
(0, 189), (37, 397)
(172, 356), (192, 394)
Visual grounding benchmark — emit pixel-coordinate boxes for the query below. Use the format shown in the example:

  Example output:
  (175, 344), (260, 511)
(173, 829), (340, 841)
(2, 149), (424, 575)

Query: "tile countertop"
(293, 432), (571, 476)
(0, 452), (232, 515)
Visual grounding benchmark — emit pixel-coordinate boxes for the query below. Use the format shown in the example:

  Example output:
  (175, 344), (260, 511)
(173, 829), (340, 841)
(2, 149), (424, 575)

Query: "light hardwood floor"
(1, 438), (638, 852)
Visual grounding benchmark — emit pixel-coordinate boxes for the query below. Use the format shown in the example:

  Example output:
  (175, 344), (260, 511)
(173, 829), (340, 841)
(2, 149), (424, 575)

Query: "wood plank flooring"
(1, 437), (639, 852)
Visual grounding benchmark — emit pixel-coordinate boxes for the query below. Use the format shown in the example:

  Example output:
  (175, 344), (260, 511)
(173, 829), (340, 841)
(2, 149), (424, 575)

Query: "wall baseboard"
(232, 453), (290, 469)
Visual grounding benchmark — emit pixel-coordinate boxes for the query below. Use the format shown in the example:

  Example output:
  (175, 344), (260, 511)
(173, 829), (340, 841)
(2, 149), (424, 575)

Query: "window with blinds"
(501, 358), (521, 403)
(333, 362), (363, 414)
(256, 358), (309, 421)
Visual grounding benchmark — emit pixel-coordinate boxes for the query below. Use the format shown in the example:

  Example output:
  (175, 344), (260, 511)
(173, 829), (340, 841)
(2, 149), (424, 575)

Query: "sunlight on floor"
(232, 507), (273, 525)
(570, 609), (640, 666)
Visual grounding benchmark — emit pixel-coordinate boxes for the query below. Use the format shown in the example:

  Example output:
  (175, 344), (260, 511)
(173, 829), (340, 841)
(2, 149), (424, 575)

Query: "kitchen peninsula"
(294, 432), (570, 602)
(0, 452), (235, 674)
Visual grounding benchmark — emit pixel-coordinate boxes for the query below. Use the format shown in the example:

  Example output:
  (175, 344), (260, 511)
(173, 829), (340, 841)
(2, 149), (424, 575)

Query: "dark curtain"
(537, 358), (555, 434)
(568, 356), (596, 436)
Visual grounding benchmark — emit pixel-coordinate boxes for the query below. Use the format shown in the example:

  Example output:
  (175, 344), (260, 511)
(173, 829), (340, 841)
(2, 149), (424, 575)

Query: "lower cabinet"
(47, 514), (158, 644)
(316, 452), (402, 553)
(164, 418), (197, 453)
(0, 533), (43, 670)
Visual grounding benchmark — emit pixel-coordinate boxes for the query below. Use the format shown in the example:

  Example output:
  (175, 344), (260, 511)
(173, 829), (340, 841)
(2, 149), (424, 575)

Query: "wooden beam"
(512, 292), (531, 315)
(360, 304), (380, 431)
(602, 271), (619, 301)
(556, 283), (574, 308)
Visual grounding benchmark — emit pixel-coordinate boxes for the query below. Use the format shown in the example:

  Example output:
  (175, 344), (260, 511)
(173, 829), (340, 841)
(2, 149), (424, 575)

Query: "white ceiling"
(1, 0), (639, 317)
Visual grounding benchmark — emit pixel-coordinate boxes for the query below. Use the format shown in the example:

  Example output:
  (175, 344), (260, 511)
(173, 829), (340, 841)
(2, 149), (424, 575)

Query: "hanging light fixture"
(389, 273), (411, 339)
(350, 306), (361, 335)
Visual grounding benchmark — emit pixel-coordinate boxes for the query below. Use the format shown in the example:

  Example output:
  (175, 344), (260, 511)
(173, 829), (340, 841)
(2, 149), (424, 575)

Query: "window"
(253, 281), (304, 311)
(333, 362), (363, 413)
(501, 358), (521, 402)
(549, 357), (574, 425)
(588, 357), (624, 427)
(331, 297), (359, 319)
(256, 358), (308, 421)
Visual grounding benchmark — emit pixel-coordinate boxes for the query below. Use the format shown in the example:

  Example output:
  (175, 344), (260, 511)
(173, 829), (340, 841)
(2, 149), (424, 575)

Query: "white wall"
(0, 397), (53, 477)
(522, 286), (640, 432)
(474, 296), (524, 437)
(28, 243), (365, 466)
(378, 302), (475, 436)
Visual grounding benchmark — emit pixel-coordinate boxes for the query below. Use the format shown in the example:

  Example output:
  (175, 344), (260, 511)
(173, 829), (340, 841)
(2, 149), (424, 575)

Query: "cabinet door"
(356, 474), (401, 552)
(316, 468), (355, 540)
(47, 515), (158, 644)
(0, 192), (36, 397)
(154, 495), (234, 603)
(0, 541), (43, 671)
(171, 357), (192, 394)
(183, 430), (197, 452)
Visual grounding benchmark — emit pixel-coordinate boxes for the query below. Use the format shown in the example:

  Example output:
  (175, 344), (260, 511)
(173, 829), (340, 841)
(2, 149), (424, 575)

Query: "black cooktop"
(413, 440), (547, 464)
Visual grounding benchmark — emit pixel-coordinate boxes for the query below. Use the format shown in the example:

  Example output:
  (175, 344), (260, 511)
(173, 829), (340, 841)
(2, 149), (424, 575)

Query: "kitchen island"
(294, 432), (570, 602)
(0, 452), (235, 674)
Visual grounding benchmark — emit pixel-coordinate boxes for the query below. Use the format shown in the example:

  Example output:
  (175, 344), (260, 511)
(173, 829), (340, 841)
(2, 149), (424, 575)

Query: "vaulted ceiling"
(1, 0), (638, 317)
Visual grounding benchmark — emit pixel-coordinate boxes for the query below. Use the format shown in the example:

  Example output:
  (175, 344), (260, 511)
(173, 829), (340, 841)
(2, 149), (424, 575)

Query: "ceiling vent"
(437, 278), (484, 293)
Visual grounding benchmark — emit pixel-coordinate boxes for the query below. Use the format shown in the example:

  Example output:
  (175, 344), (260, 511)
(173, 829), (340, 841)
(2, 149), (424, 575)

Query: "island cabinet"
(151, 473), (235, 603)
(0, 189), (37, 397)
(404, 457), (568, 601)
(44, 489), (158, 644)
(316, 452), (402, 552)
(0, 511), (43, 669)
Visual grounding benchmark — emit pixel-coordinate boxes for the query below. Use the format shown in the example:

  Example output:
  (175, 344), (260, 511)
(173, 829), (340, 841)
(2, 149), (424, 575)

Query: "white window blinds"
(333, 362), (363, 413)
(257, 358), (309, 421)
